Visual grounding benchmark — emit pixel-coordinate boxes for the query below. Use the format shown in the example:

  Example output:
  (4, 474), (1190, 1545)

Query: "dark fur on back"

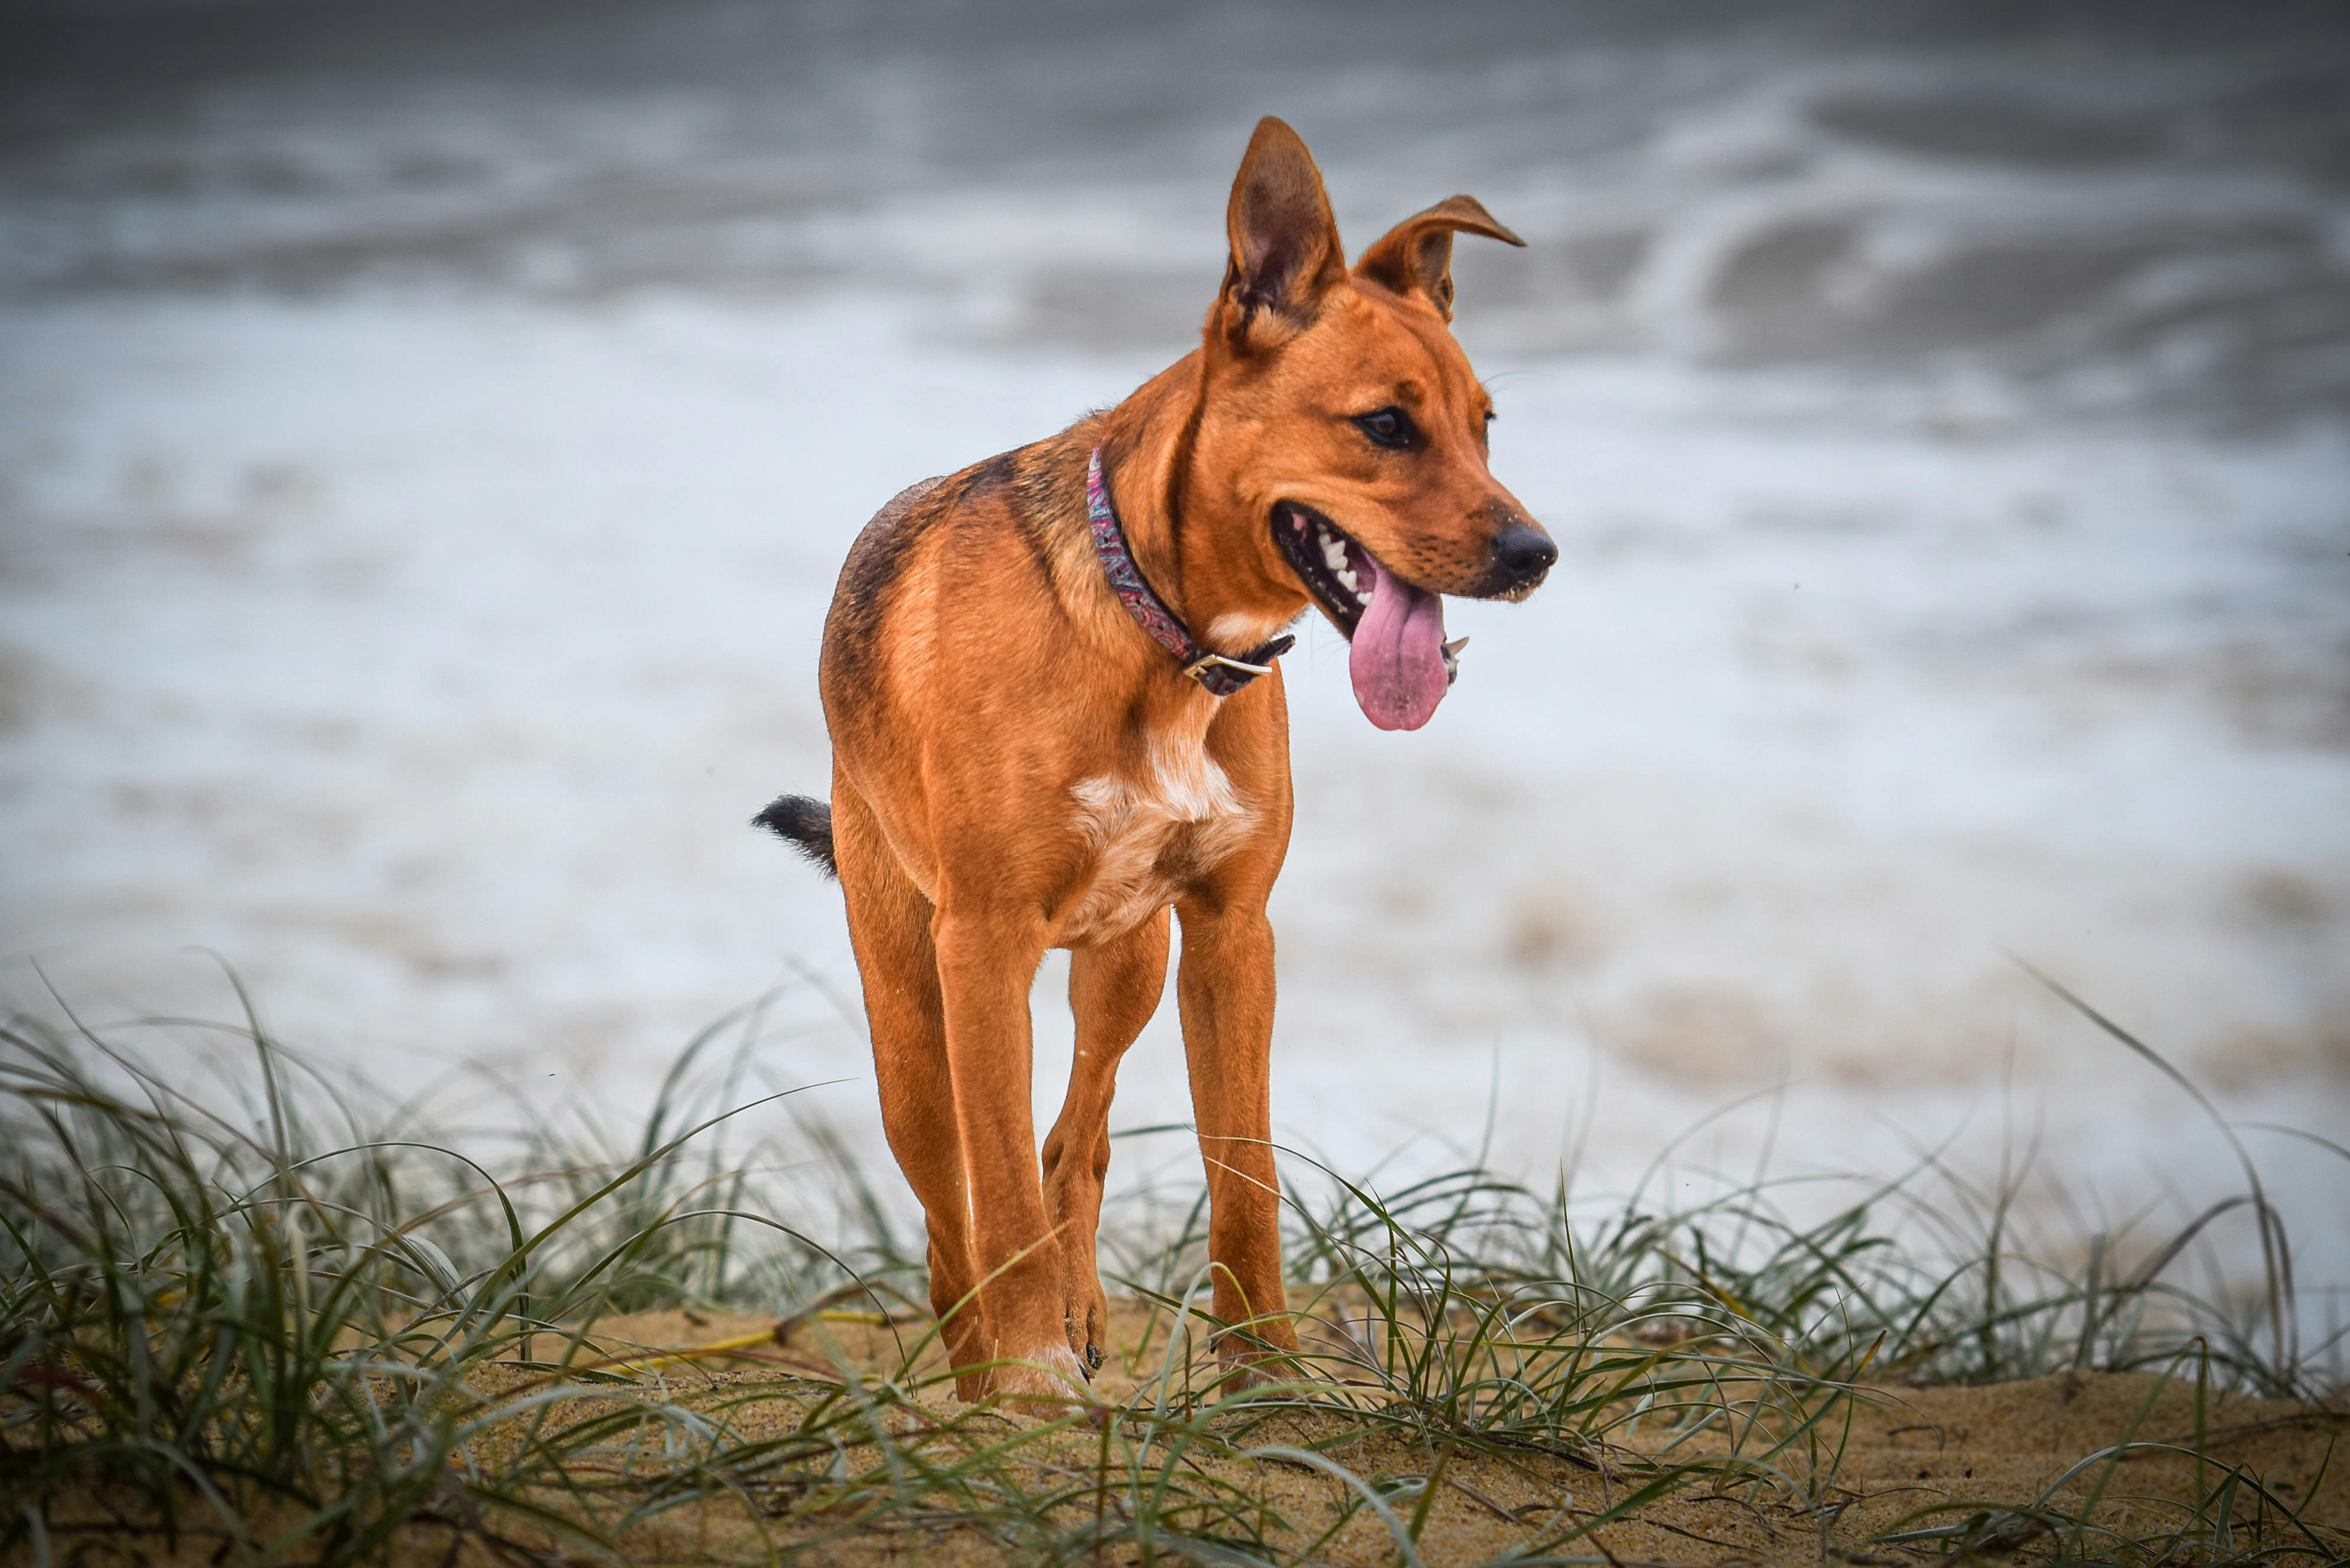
(826, 475), (948, 690)
(753, 794), (837, 878)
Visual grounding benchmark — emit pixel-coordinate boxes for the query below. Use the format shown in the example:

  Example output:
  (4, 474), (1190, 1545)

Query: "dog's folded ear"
(1217, 116), (1347, 349)
(1353, 195), (1526, 322)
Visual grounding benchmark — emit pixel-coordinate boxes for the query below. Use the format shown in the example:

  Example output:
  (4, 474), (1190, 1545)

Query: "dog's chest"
(1058, 732), (1253, 945)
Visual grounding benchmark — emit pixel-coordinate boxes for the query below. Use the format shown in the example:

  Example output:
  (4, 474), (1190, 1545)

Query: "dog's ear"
(1353, 195), (1525, 321)
(1216, 117), (1346, 349)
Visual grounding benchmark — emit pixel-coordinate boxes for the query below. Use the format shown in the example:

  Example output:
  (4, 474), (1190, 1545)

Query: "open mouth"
(1273, 504), (1464, 733)
(1275, 503), (1379, 638)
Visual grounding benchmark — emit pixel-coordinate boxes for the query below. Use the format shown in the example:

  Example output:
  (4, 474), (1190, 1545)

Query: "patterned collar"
(1086, 448), (1293, 697)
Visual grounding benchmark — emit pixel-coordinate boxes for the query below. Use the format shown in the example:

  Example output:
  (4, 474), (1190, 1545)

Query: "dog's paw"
(980, 1341), (1091, 1410)
(1064, 1292), (1109, 1375)
(1208, 1319), (1307, 1396)
(1211, 1349), (1302, 1396)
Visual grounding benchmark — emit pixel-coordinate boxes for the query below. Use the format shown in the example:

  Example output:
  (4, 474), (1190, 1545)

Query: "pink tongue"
(1348, 555), (1449, 731)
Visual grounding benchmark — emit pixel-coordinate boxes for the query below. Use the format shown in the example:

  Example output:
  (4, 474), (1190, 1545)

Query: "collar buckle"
(1182, 651), (1275, 684)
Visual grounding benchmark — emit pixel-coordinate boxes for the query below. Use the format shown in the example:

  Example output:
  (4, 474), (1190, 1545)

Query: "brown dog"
(757, 118), (1552, 1401)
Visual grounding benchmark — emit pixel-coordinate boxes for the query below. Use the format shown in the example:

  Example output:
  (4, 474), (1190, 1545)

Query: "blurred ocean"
(3, 2), (2346, 1305)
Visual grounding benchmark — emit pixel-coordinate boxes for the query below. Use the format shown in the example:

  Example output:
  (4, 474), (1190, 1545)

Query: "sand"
(71, 1300), (2310, 1567)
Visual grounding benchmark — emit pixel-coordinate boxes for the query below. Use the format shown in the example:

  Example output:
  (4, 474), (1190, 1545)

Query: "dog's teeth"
(1444, 636), (1469, 655)
(1320, 535), (1349, 576)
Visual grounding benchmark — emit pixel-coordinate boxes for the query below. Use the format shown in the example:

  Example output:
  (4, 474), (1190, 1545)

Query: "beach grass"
(3, 979), (2343, 1566)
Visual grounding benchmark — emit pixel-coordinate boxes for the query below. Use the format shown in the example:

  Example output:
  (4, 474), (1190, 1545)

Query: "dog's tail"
(752, 794), (837, 879)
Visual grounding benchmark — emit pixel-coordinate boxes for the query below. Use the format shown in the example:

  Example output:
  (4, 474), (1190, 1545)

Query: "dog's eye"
(1352, 406), (1416, 450)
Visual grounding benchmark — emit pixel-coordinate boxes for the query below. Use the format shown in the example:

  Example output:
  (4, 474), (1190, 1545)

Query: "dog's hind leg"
(831, 785), (985, 1397)
(1042, 908), (1171, 1374)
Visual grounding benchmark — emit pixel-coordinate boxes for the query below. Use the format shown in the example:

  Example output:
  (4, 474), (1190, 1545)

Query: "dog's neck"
(1096, 352), (1308, 658)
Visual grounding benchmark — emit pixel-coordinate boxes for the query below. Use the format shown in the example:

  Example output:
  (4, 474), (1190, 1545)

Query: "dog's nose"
(1489, 520), (1557, 586)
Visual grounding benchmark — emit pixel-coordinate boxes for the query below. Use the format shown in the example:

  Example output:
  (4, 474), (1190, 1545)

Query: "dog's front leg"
(932, 903), (1087, 1399)
(1174, 898), (1301, 1374)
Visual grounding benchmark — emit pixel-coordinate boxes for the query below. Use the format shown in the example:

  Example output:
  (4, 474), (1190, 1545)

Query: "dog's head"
(1193, 117), (1552, 732)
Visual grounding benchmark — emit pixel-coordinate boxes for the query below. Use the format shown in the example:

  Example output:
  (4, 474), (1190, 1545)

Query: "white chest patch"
(1206, 608), (1298, 652)
(1061, 731), (1253, 945)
